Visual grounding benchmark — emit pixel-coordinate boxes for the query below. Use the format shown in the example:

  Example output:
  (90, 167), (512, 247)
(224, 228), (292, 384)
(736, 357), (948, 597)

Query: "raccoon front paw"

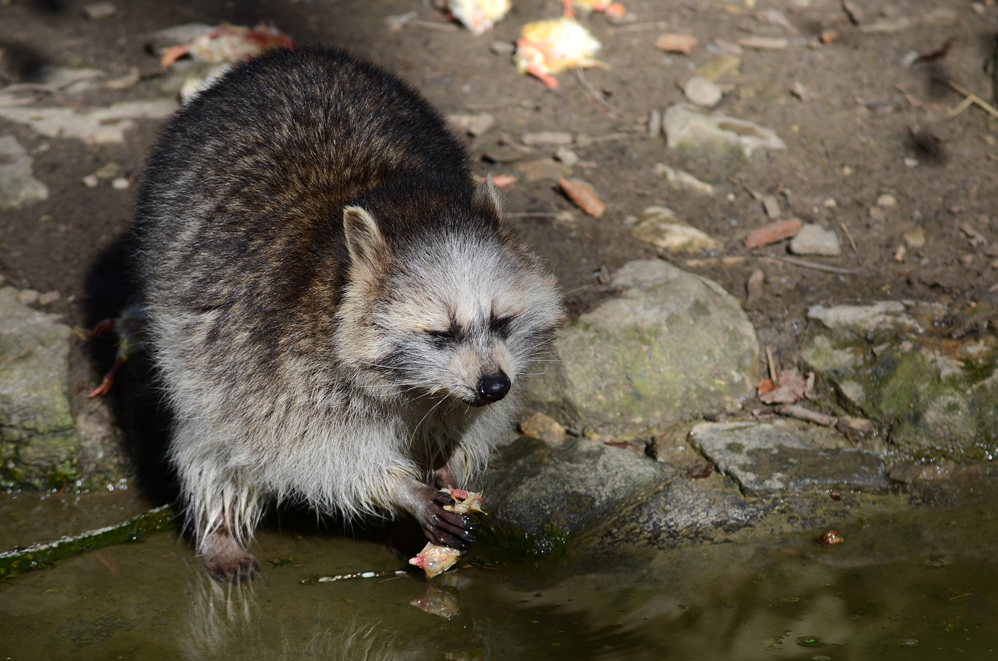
(200, 528), (261, 582)
(419, 488), (479, 552)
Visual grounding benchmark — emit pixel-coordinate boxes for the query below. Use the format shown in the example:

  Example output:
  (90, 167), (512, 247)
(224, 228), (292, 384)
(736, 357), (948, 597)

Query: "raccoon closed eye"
(425, 327), (463, 345)
(490, 315), (514, 339)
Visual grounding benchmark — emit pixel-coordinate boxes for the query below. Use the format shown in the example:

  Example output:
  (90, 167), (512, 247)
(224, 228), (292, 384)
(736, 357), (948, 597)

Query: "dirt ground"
(1, 0), (997, 404)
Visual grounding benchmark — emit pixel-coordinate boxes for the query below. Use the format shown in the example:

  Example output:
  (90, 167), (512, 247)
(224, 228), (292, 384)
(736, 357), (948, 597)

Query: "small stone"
(762, 195), (781, 219)
(16, 289), (40, 305)
(904, 227), (926, 249)
(841, 165), (852, 176)
(82, 1), (116, 18)
(82, 174), (99, 188)
(655, 33), (698, 54)
(111, 177), (130, 190)
(447, 113), (495, 137)
(517, 158), (572, 181)
(663, 104), (786, 161)
(653, 164), (714, 195)
(904, 157), (919, 168)
(894, 245), (906, 262)
(522, 131), (573, 146)
(37, 290), (60, 306)
(648, 109), (661, 138)
(631, 206), (722, 253)
(823, 197), (837, 208)
(683, 76), (722, 107)
(696, 55), (742, 82)
(555, 147), (579, 166)
(93, 162), (120, 178)
(490, 41), (515, 54)
(807, 302), (919, 332)
(789, 224), (840, 256)
(520, 412), (567, 444)
(868, 207), (886, 222)
(0, 136), (49, 210)
(820, 29), (840, 44)
(877, 194), (898, 207)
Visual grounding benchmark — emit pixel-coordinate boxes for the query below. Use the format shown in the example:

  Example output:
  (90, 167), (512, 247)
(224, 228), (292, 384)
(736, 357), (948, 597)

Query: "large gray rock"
(0, 136), (49, 210)
(0, 287), (77, 487)
(691, 421), (889, 494)
(529, 260), (760, 439)
(480, 436), (670, 553)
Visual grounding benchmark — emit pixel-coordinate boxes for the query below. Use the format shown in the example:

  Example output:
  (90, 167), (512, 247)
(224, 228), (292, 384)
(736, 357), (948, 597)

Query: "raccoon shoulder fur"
(135, 47), (562, 580)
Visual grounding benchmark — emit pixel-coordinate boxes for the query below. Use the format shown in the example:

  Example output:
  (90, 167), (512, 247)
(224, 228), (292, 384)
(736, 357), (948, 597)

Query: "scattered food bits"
(410, 586), (461, 617)
(445, 0), (511, 35)
(816, 530), (845, 545)
(558, 176), (606, 217)
(515, 18), (606, 89)
(441, 488), (485, 514)
(159, 23), (295, 68)
(655, 33), (698, 54)
(409, 542), (462, 578)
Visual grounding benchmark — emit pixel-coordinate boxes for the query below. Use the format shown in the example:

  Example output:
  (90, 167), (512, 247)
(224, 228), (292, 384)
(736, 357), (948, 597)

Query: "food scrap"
(409, 542), (462, 578)
(514, 18), (607, 89)
(562, 0), (626, 19)
(816, 530), (845, 545)
(159, 23), (294, 68)
(558, 176), (606, 217)
(441, 488), (485, 514)
(445, 0), (511, 35)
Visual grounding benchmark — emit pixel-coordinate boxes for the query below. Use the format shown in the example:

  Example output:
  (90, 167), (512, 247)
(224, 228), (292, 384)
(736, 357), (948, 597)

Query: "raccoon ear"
(473, 176), (503, 219)
(343, 206), (387, 265)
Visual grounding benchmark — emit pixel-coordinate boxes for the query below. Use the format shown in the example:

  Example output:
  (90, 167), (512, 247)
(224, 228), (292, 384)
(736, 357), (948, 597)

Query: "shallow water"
(2, 483), (997, 660)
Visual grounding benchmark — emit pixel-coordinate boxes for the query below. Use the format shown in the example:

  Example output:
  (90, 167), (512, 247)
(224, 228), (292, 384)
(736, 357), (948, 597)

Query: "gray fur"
(134, 47), (561, 579)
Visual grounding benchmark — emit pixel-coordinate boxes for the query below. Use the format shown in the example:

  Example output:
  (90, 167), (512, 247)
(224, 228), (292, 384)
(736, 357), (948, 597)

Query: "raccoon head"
(335, 188), (561, 406)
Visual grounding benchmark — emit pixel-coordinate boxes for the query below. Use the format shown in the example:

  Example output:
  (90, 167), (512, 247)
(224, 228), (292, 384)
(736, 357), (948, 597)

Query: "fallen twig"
(839, 222), (859, 256)
(574, 69), (620, 118)
(764, 256), (859, 275)
(765, 347), (779, 387)
(778, 404), (837, 426)
(0, 505), (175, 578)
(935, 77), (998, 121)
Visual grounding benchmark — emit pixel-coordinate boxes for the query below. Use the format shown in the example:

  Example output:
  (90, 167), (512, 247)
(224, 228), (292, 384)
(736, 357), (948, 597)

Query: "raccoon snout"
(475, 372), (511, 405)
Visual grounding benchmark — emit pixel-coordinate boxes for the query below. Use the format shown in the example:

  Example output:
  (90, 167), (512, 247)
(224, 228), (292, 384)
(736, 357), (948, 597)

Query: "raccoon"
(135, 47), (562, 580)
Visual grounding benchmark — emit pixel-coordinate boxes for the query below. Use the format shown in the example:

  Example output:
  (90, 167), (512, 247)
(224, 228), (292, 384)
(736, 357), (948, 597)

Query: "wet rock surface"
(690, 421), (889, 494)
(0, 286), (77, 488)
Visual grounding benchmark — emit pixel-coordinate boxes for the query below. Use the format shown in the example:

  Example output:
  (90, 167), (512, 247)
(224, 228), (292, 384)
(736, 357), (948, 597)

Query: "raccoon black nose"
(477, 372), (511, 403)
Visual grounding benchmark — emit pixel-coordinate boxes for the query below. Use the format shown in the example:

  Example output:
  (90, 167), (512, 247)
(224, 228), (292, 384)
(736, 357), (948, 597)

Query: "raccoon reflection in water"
(135, 47), (562, 580)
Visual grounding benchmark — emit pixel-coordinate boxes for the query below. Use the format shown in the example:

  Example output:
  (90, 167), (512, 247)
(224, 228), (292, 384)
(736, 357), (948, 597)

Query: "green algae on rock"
(528, 260), (760, 440)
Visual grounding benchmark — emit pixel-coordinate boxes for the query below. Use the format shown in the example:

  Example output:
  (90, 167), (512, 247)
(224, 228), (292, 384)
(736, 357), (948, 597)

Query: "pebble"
(446, 112), (495, 137)
(904, 227), (925, 249)
(111, 177), (130, 190)
(876, 193), (897, 207)
(631, 206), (723, 253)
(663, 105), (786, 160)
(555, 147), (579, 167)
(520, 412), (567, 445)
(16, 289), (40, 305)
(655, 33), (698, 54)
(868, 207), (886, 222)
(82, 1), (116, 19)
(762, 195), (781, 219)
(696, 55), (742, 82)
(0, 136), (49, 210)
(683, 76), (722, 107)
(490, 41), (515, 55)
(82, 174), (99, 188)
(522, 131), (573, 146)
(904, 157), (919, 168)
(653, 164), (714, 195)
(789, 223), (840, 256)
(38, 290), (60, 306)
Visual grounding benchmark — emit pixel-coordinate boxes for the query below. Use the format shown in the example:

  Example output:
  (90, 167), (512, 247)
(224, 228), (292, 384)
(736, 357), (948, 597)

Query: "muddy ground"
(1, 0), (996, 428)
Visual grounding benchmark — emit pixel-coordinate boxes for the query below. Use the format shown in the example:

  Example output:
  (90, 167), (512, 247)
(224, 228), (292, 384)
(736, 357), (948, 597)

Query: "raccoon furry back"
(135, 47), (561, 579)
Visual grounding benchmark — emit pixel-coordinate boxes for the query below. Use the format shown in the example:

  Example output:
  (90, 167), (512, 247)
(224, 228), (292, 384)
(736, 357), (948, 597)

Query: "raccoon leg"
(394, 479), (477, 551)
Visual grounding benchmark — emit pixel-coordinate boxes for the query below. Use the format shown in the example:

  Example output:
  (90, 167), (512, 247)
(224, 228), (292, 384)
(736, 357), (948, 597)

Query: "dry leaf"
(758, 368), (808, 404)
(744, 218), (803, 248)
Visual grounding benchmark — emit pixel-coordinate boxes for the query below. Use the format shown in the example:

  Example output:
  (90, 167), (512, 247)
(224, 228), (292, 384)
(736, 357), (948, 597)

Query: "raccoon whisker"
(408, 396), (448, 447)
